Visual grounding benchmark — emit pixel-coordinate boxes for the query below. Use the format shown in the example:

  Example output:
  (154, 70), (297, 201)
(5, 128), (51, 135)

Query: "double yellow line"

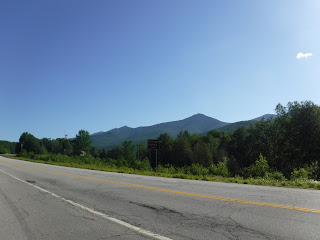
(1, 158), (320, 214)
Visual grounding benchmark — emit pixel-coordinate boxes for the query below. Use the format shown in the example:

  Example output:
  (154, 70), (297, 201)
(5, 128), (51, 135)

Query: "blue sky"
(1, 0), (319, 142)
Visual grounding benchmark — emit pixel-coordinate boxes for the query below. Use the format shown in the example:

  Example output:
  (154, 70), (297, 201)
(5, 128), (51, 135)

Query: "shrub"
(265, 171), (286, 181)
(105, 158), (117, 167)
(131, 158), (150, 171)
(226, 156), (240, 176)
(0, 147), (9, 154)
(116, 158), (126, 167)
(188, 164), (209, 176)
(291, 167), (311, 180)
(310, 161), (320, 180)
(209, 161), (230, 177)
(157, 164), (177, 174)
(244, 154), (270, 178)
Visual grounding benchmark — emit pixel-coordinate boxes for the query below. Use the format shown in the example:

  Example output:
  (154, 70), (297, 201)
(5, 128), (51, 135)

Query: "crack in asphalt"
(129, 202), (184, 217)
(127, 200), (285, 240)
(0, 186), (36, 239)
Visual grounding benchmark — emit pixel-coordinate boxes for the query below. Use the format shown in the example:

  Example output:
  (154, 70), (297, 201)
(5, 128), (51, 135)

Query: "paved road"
(0, 156), (320, 240)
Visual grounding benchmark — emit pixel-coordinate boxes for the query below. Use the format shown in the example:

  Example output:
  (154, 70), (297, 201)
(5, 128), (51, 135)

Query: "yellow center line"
(1, 158), (320, 214)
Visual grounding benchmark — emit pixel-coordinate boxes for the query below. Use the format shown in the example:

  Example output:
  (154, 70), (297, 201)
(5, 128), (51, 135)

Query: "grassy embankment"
(8, 155), (320, 190)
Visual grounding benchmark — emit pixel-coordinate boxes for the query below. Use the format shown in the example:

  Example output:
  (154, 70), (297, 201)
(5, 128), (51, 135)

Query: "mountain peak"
(91, 113), (228, 149)
(90, 113), (275, 149)
(190, 113), (207, 118)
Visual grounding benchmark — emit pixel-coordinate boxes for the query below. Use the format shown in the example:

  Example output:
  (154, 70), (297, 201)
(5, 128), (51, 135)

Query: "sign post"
(147, 139), (160, 171)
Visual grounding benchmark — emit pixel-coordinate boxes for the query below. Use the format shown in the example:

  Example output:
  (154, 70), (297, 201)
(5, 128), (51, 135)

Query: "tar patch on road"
(26, 180), (36, 184)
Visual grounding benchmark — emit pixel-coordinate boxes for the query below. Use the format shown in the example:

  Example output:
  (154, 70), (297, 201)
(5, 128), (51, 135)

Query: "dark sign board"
(147, 139), (160, 150)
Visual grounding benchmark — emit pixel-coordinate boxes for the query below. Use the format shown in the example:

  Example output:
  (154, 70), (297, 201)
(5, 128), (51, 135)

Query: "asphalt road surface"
(0, 156), (320, 240)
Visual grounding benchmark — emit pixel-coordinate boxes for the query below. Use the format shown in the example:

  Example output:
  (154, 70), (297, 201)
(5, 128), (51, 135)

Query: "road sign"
(147, 139), (160, 150)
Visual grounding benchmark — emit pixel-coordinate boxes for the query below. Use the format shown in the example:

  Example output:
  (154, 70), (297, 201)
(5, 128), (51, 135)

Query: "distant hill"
(216, 114), (276, 132)
(91, 113), (277, 149)
(91, 114), (229, 149)
(251, 114), (276, 121)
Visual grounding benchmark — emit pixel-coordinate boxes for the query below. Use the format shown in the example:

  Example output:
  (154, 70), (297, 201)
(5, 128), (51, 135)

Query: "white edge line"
(0, 169), (172, 240)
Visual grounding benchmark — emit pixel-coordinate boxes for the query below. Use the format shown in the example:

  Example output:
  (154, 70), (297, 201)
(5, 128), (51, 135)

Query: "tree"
(192, 141), (213, 167)
(73, 130), (92, 155)
(158, 133), (173, 165)
(216, 131), (231, 162)
(172, 131), (192, 167)
(246, 120), (275, 168)
(122, 140), (136, 164)
(0, 140), (16, 154)
(244, 154), (270, 178)
(137, 142), (148, 160)
(228, 127), (248, 168)
(273, 101), (320, 176)
(107, 146), (123, 160)
(99, 149), (108, 160)
(41, 138), (59, 154)
(204, 130), (222, 163)
(57, 138), (73, 155)
(19, 132), (44, 154)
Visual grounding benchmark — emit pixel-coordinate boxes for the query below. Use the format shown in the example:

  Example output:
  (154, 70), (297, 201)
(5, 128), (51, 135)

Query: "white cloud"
(296, 52), (312, 59)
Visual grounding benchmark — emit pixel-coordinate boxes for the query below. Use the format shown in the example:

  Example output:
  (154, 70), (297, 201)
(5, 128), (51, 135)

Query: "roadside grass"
(8, 156), (320, 190)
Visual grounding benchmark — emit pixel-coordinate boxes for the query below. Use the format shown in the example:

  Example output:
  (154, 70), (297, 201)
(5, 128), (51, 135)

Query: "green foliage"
(265, 171), (286, 181)
(157, 164), (177, 175)
(187, 164), (209, 176)
(19, 132), (45, 154)
(12, 152), (320, 190)
(58, 138), (73, 155)
(209, 160), (230, 177)
(73, 130), (92, 155)
(291, 167), (312, 180)
(309, 161), (320, 180)
(254, 154), (270, 177)
(192, 141), (213, 167)
(244, 154), (270, 178)
(137, 142), (148, 160)
(226, 156), (240, 176)
(107, 146), (123, 160)
(122, 140), (136, 164)
(158, 133), (173, 165)
(130, 158), (150, 171)
(13, 100), (320, 183)
(0, 140), (16, 154)
(0, 146), (9, 154)
(171, 131), (192, 167)
(273, 101), (320, 177)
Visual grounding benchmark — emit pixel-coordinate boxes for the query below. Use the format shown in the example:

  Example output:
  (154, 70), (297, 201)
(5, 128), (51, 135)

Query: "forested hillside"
(90, 113), (276, 149)
(91, 113), (229, 149)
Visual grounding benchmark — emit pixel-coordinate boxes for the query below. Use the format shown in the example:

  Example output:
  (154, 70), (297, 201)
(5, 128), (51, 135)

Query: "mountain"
(91, 114), (228, 149)
(91, 113), (276, 149)
(216, 114), (276, 132)
(251, 114), (276, 121)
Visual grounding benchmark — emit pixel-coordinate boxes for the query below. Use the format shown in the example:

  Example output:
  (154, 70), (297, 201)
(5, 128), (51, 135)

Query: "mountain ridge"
(91, 113), (276, 149)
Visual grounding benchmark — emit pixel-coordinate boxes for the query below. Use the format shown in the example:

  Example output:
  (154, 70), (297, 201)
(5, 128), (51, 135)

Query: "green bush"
(265, 171), (286, 181)
(244, 154), (270, 178)
(130, 158), (150, 171)
(157, 164), (177, 174)
(291, 167), (311, 180)
(104, 158), (117, 167)
(310, 161), (320, 180)
(187, 164), (209, 176)
(209, 161), (230, 177)
(0, 147), (10, 154)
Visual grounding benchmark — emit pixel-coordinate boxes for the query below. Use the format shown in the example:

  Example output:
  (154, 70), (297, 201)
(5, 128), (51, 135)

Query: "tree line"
(5, 101), (320, 180)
